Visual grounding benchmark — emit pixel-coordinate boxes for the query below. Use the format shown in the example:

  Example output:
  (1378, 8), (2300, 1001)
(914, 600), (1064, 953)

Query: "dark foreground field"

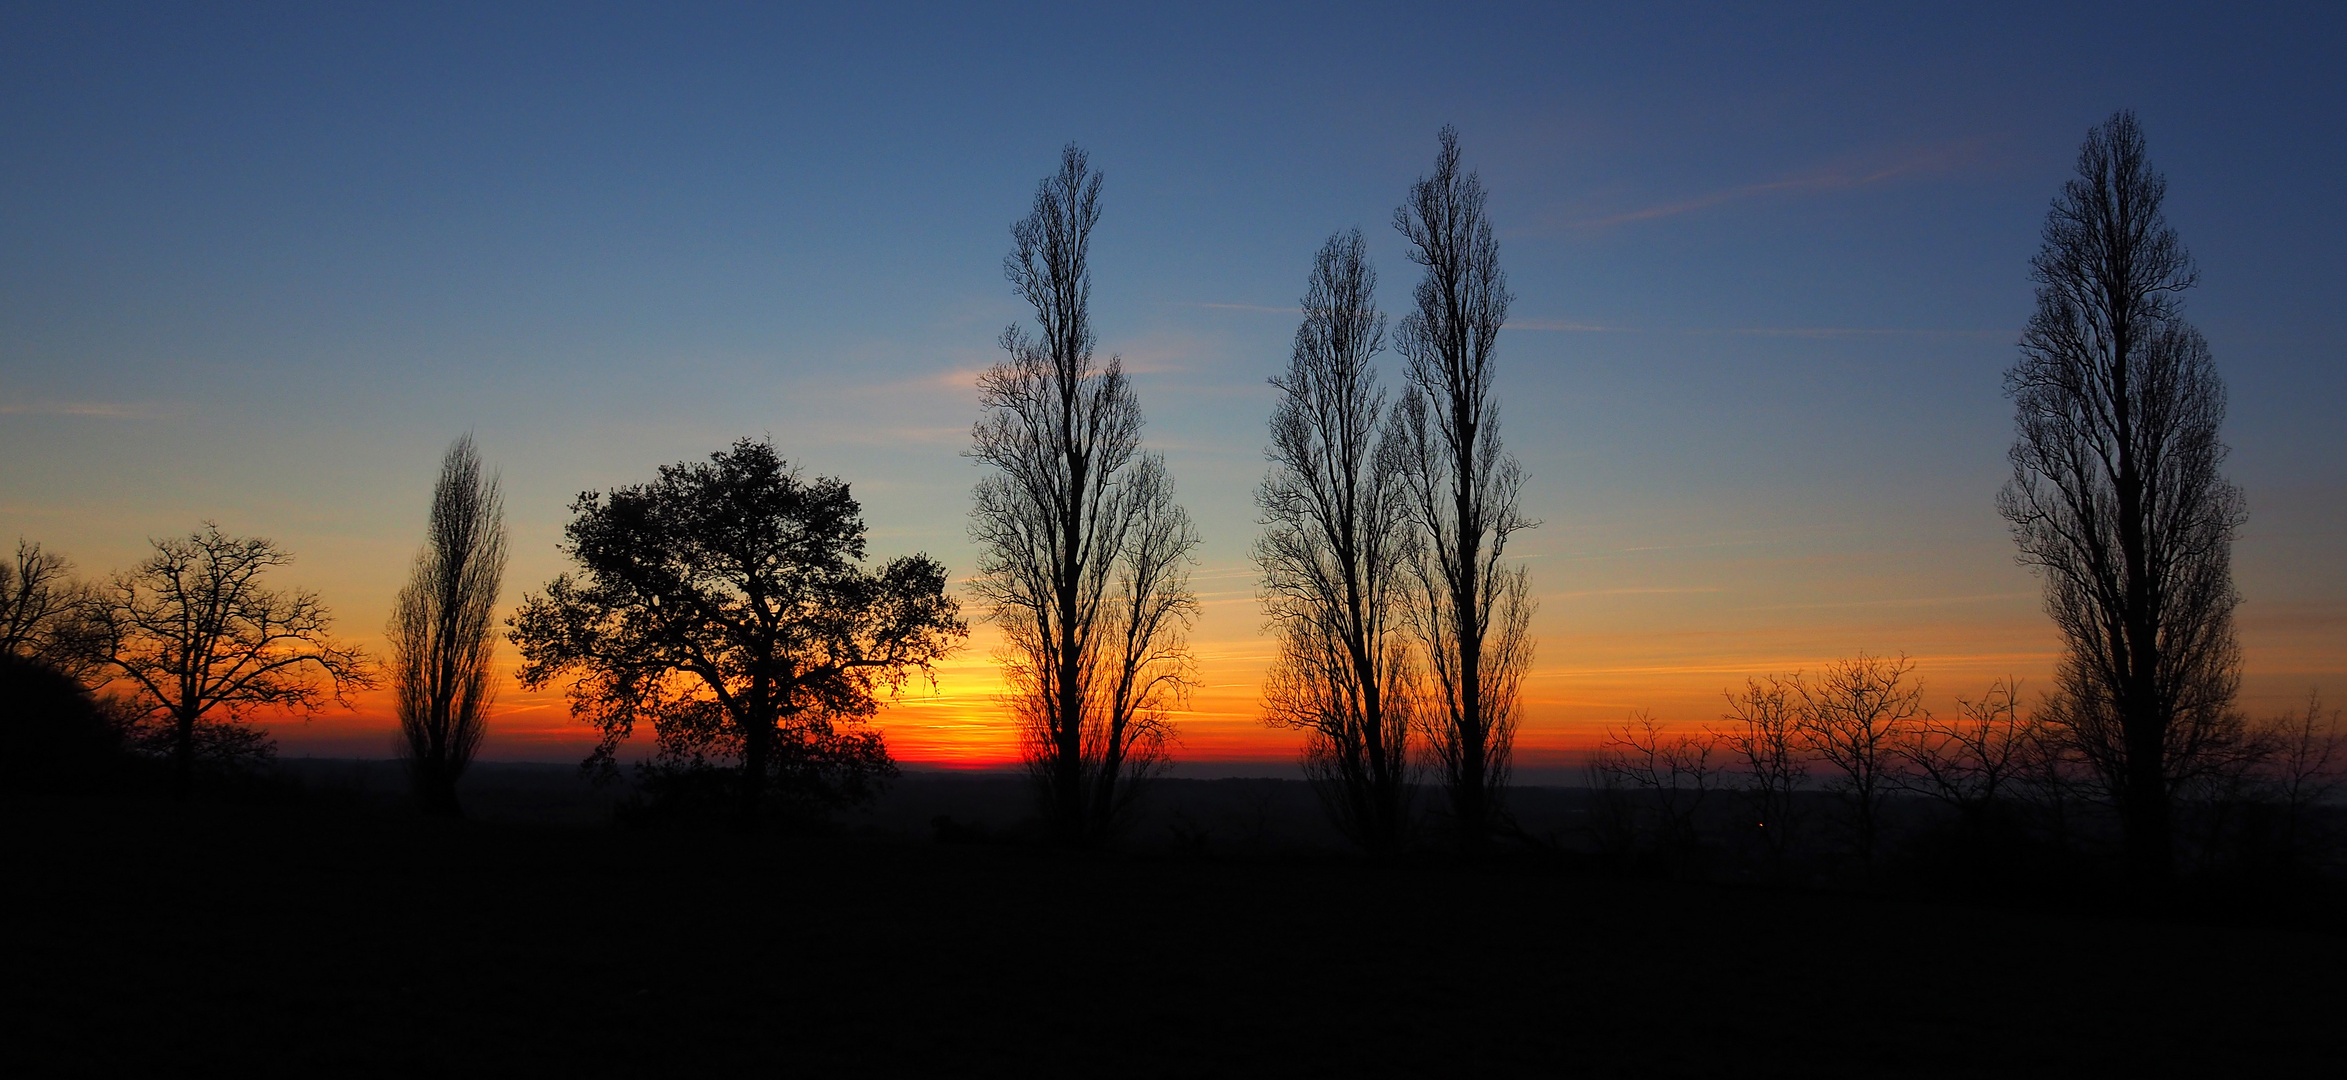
(9, 780), (2344, 1077)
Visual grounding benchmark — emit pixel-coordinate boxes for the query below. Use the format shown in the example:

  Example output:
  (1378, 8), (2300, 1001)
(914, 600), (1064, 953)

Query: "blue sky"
(3, 2), (2340, 762)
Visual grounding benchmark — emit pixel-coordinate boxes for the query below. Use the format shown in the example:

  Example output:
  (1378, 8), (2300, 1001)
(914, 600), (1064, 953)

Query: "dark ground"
(8, 768), (2344, 1077)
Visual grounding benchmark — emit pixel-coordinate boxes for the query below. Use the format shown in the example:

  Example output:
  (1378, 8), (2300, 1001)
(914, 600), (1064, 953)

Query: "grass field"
(9, 779), (2343, 1077)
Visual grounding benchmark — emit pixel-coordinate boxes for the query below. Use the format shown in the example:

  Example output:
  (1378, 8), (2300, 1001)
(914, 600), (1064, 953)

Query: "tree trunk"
(173, 708), (195, 802)
(739, 705), (770, 828)
(1454, 403), (1486, 848)
(2124, 719), (2172, 882)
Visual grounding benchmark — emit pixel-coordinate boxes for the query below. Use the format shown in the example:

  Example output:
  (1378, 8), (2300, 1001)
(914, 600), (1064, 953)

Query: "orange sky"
(260, 543), (2330, 777)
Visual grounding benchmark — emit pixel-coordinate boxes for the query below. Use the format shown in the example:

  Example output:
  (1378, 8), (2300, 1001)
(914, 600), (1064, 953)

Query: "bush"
(0, 654), (133, 792)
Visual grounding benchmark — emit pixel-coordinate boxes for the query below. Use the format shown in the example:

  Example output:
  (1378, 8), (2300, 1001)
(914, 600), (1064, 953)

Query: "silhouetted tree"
(1723, 676), (1806, 869)
(511, 440), (964, 826)
(2247, 692), (2344, 868)
(1795, 653), (1922, 866)
(2, 539), (99, 680)
(1589, 712), (1720, 859)
(389, 435), (508, 817)
(0, 653), (130, 792)
(2000, 110), (2246, 881)
(1393, 125), (1536, 846)
(1898, 678), (2036, 827)
(90, 524), (375, 798)
(1257, 228), (1417, 853)
(968, 144), (1200, 845)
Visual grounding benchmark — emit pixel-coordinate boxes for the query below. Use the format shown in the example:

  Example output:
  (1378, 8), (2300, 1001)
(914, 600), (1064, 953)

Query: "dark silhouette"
(2, 539), (99, 679)
(1257, 229), (1418, 853)
(1588, 712), (1720, 861)
(1795, 652), (1922, 867)
(1392, 126), (1536, 846)
(1898, 677), (2036, 838)
(2244, 692), (2344, 869)
(967, 144), (1201, 844)
(87, 524), (374, 798)
(1722, 676), (1806, 869)
(0, 652), (129, 792)
(389, 435), (508, 817)
(510, 439), (964, 826)
(2000, 110), (2246, 882)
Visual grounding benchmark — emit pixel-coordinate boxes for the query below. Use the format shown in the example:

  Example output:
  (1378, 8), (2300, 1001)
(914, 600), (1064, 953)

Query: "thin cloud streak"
(1562, 138), (1987, 230)
(1503, 318), (2003, 340)
(1693, 326), (2005, 340)
(0, 400), (159, 418)
(1508, 318), (1635, 332)
(1188, 302), (1300, 315)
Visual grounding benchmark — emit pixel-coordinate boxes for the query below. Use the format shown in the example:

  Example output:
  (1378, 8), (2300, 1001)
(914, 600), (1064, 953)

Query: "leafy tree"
(389, 434), (508, 817)
(89, 525), (375, 798)
(511, 439), (964, 825)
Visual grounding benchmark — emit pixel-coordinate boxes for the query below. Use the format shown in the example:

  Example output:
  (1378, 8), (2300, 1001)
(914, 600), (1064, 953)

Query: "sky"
(4, 1), (2342, 776)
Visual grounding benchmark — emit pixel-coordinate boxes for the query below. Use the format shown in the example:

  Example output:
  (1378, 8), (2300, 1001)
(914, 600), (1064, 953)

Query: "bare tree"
(389, 434), (508, 817)
(2, 539), (98, 679)
(1722, 676), (1806, 868)
(2249, 691), (2344, 866)
(1795, 653), (1922, 866)
(1899, 677), (2036, 826)
(1392, 125), (1536, 846)
(90, 524), (375, 798)
(967, 144), (1200, 844)
(1588, 712), (1720, 858)
(2000, 110), (2246, 881)
(1257, 228), (1417, 852)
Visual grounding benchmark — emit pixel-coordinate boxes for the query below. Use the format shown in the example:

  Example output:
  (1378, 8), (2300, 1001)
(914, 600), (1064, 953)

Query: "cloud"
(1562, 138), (1988, 230)
(1508, 318), (1636, 333)
(1695, 326), (2006, 340)
(1188, 302), (1300, 316)
(0, 400), (158, 418)
(1501, 320), (2003, 340)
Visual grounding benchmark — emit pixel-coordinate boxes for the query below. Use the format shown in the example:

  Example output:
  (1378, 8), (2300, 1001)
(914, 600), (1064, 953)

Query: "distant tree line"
(1587, 655), (2342, 882)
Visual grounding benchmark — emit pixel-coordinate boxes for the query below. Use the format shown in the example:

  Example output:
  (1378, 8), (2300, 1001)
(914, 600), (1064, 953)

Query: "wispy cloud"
(1502, 320), (2002, 340)
(1508, 318), (1635, 333)
(1696, 326), (2006, 340)
(1545, 585), (1725, 600)
(1187, 302), (1299, 316)
(0, 400), (158, 419)
(1562, 138), (1987, 230)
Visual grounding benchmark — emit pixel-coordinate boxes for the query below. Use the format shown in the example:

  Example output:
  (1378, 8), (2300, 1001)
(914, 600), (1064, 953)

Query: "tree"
(2247, 692), (2344, 868)
(1898, 677), (2036, 831)
(2, 539), (98, 680)
(90, 524), (375, 798)
(1588, 713), (1721, 859)
(1393, 125), (1536, 846)
(1257, 228), (1418, 853)
(1999, 110), (2246, 881)
(510, 440), (964, 826)
(968, 143), (1201, 845)
(1795, 653), (1922, 867)
(1722, 676), (1806, 869)
(388, 434), (508, 817)
(0, 652), (129, 792)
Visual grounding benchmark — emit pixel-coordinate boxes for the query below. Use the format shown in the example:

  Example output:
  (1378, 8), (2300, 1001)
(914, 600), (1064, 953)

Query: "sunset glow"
(4, 5), (2339, 780)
